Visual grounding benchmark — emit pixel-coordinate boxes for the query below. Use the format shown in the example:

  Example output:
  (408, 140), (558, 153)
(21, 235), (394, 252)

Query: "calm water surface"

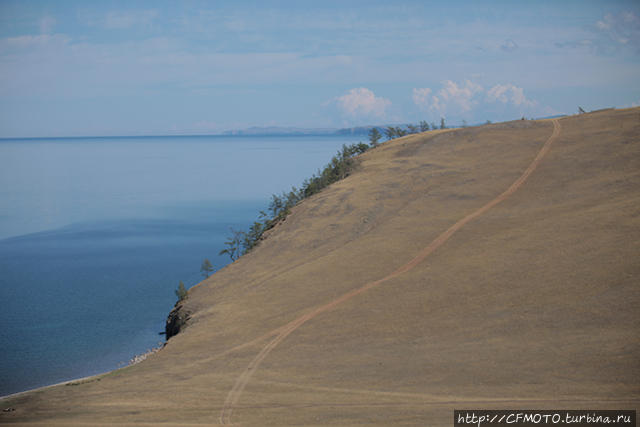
(0, 134), (361, 396)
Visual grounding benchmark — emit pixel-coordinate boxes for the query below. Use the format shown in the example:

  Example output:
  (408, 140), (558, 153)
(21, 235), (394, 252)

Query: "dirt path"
(219, 119), (562, 425)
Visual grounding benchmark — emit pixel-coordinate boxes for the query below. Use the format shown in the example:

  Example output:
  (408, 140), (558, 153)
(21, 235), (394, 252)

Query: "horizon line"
(0, 113), (575, 141)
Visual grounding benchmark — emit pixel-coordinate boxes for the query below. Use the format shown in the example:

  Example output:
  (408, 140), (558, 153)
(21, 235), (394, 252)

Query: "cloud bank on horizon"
(410, 80), (537, 120)
(0, 0), (639, 137)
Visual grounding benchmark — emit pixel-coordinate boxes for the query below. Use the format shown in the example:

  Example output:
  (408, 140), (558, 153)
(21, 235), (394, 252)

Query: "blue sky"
(0, 0), (639, 137)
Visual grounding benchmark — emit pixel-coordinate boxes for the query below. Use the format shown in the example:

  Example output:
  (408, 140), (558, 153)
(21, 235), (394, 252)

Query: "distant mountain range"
(221, 114), (572, 137)
(222, 126), (376, 136)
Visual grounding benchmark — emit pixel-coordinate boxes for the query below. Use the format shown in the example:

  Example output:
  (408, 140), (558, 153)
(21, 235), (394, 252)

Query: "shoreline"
(0, 344), (163, 402)
(0, 371), (110, 402)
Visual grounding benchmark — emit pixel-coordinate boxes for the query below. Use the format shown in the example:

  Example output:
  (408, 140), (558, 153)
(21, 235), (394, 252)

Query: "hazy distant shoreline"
(0, 115), (569, 141)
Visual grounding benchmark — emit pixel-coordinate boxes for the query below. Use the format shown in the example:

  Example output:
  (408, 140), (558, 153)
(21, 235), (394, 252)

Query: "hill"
(2, 108), (639, 426)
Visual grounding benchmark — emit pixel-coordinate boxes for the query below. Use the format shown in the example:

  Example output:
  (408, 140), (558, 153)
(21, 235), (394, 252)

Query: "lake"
(0, 134), (363, 396)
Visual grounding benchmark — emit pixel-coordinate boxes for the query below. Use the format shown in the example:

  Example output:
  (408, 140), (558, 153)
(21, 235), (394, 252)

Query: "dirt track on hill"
(219, 119), (562, 424)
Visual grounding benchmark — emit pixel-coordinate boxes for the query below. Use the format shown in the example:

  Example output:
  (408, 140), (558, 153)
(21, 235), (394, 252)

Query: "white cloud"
(486, 84), (509, 103)
(412, 87), (431, 108)
(487, 83), (536, 108)
(412, 87), (439, 114)
(413, 80), (483, 116)
(438, 80), (484, 112)
(594, 11), (640, 51)
(500, 38), (518, 52)
(335, 88), (391, 119)
(413, 80), (540, 120)
(554, 11), (639, 56)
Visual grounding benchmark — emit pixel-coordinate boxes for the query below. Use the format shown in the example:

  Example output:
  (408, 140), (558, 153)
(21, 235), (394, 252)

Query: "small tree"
(407, 124), (418, 134)
(219, 228), (244, 261)
(175, 281), (187, 302)
(200, 258), (214, 278)
(440, 117), (446, 129)
(354, 142), (369, 154)
(461, 119), (468, 128)
(284, 186), (302, 210)
(368, 127), (382, 146)
(430, 122), (437, 130)
(396, 126), (408, 137)
(268, 193), (285, 218)
(243, 221), (265, 253)
(385, 126), (397, 140)
(578, 106), (586, 114)
(419, 120), (429, 132)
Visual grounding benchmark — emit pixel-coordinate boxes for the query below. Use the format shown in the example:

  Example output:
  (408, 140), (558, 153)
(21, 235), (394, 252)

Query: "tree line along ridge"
(175, 119), (450, 303)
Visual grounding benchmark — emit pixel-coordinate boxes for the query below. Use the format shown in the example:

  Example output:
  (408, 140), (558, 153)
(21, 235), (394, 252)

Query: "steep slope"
(2, 108), (639, 426)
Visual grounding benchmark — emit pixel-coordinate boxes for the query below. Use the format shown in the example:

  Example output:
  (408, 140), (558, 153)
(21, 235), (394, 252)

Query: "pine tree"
(175, 281), (187, 302)
(385, 126), (397, 140)
(200, 258), (214, 278)
(394, 126), (407, 137)
(368, 128), (382, 147)
(219, 229), (244, 261)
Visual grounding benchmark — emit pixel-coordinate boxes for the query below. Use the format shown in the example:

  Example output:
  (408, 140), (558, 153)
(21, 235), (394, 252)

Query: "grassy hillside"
(2, 108), (639, 426)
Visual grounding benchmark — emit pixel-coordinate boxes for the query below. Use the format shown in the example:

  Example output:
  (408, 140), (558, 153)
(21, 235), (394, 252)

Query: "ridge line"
(219, 119), (561, 424)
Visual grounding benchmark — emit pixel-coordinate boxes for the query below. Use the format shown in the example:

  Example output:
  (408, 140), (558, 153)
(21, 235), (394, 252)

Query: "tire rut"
(219, 120), (561, 425)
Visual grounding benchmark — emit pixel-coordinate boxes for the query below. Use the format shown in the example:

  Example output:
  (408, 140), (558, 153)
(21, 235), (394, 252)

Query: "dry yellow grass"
(2, 108), (639, 426)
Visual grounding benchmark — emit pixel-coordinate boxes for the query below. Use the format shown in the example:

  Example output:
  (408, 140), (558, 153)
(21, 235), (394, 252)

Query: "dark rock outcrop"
(165, 302), (190, 340)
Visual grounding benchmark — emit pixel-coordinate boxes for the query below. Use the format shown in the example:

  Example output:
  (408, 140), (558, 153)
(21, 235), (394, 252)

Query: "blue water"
(0, 134), (362, 396)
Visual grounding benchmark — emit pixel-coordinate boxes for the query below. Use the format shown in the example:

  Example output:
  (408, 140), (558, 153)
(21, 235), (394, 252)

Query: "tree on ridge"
(368, 127), (382, 146)
(201, 258), (214, 278)
(219, 229), (244, 261)
(175, 281), (187, 302)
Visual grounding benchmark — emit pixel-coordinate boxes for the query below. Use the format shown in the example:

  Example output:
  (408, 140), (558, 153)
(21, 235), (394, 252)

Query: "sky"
(0, 0), (639, 137)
